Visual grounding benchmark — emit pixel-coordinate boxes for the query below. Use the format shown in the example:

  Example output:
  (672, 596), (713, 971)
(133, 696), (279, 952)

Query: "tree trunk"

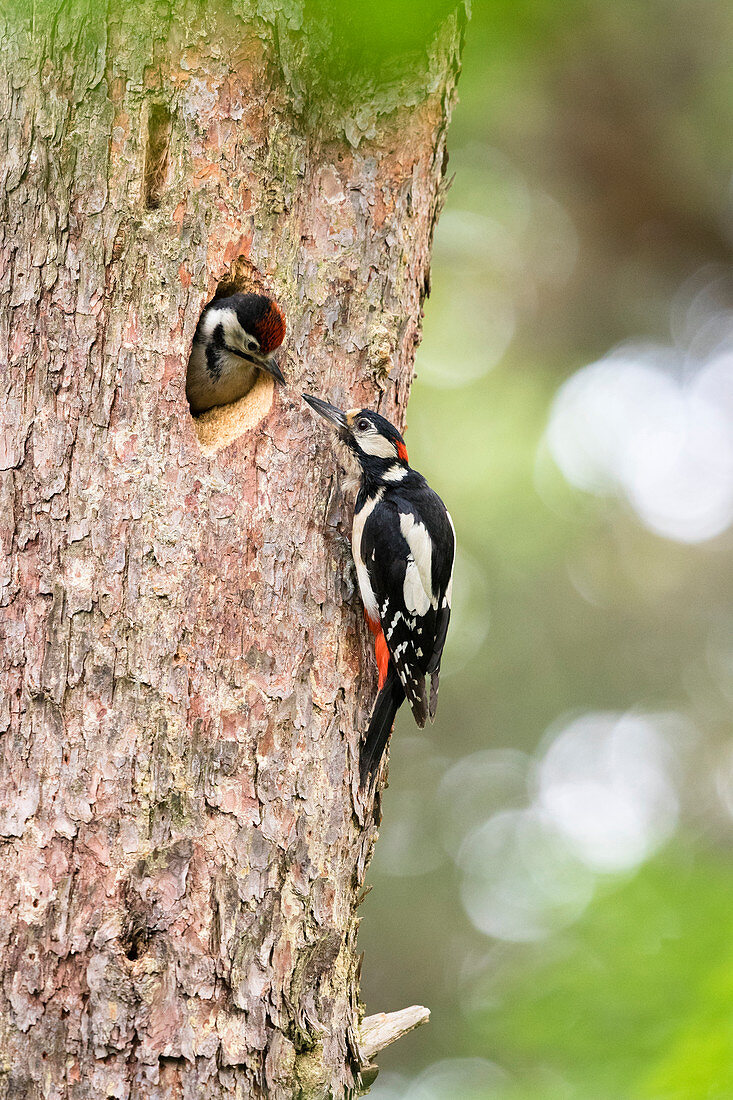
(0, 3), (463, 1097)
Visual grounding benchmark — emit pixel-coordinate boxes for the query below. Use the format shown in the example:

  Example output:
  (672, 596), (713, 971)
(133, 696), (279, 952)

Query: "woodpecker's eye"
(357, 418), (370, 432)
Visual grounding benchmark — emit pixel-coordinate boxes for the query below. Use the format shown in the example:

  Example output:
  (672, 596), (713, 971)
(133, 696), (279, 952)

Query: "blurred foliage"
(286, 0), (466, 124)
(478, 849), (733, 1099)
(302, 0), (459, 75)
(360, 0), (733, 1097)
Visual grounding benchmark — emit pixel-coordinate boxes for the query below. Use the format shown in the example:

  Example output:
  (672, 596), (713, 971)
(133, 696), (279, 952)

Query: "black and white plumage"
(186, 292), (286, 415)
(303, 394), (456, 786)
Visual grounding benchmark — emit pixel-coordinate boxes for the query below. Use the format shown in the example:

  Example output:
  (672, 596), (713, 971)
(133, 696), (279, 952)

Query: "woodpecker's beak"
(302, 394), (348, 434)
(263, 355), (286, 385)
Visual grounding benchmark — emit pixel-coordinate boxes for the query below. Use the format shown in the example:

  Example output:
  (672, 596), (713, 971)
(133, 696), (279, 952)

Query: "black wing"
(361, 482), (455, 726)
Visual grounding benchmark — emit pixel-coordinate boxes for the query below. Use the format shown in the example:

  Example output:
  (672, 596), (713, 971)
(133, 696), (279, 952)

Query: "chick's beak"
(223, 342), (286, 384)
(263, 354), (286, 385)
(302, 394), (348, 434)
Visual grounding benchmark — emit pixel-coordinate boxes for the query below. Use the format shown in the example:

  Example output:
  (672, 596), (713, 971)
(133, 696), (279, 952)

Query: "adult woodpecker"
(186, 292), (286, 414)
(303, 394), (455, 786)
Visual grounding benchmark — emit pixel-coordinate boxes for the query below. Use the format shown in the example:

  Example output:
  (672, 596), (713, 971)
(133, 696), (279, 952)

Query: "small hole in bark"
(143, 103), (171, 209)
(121, 912), (148, 961)
(32, 899), (38, 908)
(186, 261), (286, 456)
(123, 929), (147, 961)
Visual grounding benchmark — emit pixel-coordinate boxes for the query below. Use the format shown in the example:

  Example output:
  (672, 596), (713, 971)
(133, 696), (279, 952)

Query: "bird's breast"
(351, 491), (383, 622)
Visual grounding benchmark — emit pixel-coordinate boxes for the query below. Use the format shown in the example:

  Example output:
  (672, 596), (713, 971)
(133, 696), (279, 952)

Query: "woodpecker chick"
(303, 394), (456, 787)
(186, 292), (286, 415)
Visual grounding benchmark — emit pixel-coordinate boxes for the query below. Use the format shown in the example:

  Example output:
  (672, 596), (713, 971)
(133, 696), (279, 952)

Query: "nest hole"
(186, 259), (281, 456)
(190, 374), (277, 455)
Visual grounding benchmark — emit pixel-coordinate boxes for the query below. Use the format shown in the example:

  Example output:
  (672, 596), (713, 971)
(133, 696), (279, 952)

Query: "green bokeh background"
(358, 1), (733, 1096)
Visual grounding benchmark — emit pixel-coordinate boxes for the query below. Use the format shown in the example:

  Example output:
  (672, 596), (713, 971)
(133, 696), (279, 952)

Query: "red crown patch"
(255, 301), (286, 354)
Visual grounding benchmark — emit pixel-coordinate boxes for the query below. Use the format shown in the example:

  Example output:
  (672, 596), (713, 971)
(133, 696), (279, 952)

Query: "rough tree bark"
(0, 2), (464, 1097)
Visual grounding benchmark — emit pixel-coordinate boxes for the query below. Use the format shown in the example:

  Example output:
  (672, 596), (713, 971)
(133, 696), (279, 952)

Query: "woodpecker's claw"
(302, 394), (348, 429)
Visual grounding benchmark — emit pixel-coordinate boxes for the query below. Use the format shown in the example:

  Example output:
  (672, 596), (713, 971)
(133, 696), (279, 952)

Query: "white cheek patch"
(220, 307), (249, 351)
(382, 464), (408, 482)
(200, 306), (229, 340)
(203, 303), (235, 341)
(399, 512), (436, 609)
(358, 431), (398, 460)
(205, 306), (259, 353)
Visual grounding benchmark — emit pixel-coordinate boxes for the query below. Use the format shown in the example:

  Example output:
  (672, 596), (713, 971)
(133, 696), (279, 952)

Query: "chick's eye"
(357, 418), (370, 431)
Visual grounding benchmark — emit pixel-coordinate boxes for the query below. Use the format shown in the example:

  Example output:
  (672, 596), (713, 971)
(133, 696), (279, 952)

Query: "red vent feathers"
(255, 301), (286, 355)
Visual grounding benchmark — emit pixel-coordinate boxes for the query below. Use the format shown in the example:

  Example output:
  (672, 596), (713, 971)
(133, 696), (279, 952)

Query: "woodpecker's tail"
(360, 664), (404, 788)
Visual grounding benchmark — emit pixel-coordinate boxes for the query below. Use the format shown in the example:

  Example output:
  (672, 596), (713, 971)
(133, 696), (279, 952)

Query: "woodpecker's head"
(204, 292), (286, 383)
(302, 395), (409, 474)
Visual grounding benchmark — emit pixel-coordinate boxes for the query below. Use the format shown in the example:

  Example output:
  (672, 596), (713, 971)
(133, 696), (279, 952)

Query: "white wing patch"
(386, 610), (403, 640)
(399, 512), (436, 613)
(358, 431), (398, 460)
(403, 556), (431, 616)
(352, 490), (383, 621)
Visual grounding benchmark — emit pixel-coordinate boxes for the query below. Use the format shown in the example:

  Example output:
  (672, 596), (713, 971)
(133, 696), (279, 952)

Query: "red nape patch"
(255, 301), (286, 354)
(396, 441), (409, 463)
(375, 629), (390, 690)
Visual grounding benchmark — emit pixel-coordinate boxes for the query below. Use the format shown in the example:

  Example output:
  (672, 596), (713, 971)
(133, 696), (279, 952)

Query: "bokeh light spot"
(546, 295), (733, 542)
(458, 808), (594, 942)
(536, 712), (681, 873)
